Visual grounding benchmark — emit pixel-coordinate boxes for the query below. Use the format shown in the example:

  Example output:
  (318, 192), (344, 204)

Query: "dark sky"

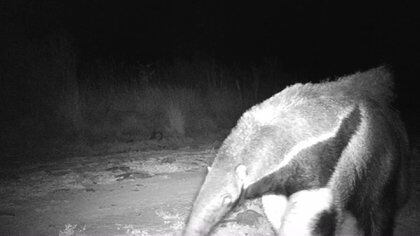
(1, 0), (419, 135)
(1, 0), (419, 98)
(2, 0), (418, 70)
(73, 0), (417, 71)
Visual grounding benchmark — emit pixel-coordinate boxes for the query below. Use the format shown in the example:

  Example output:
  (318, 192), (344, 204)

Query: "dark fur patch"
(313, 209), (337, 236)
(345, 106), (401, 235)
(245, 106), (362, 198)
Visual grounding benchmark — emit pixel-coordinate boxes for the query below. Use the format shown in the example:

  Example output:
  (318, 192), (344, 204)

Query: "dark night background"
(1, 0), (419, 159)
(1, 1), (420, 235)
(8, 0), (417, 70)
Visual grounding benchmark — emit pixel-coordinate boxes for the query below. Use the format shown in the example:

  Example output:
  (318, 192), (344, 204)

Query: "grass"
(0, 32), (293, 161)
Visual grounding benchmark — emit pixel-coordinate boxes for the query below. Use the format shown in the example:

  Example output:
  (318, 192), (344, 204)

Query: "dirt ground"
(1, 147), (419, 236)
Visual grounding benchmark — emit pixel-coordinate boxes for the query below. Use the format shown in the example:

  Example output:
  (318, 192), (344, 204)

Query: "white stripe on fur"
(279, 130), (338, 169)
(243, 106), (356, 189)
(243, 128), (340, 189)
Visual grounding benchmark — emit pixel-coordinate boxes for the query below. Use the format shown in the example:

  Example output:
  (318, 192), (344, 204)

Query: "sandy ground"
(0, 147), (419, 236)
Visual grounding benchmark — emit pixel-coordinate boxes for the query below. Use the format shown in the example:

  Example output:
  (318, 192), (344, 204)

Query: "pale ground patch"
(1, 142), (419, 235)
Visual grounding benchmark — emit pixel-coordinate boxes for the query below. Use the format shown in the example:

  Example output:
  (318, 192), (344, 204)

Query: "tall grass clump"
(2, 31), (294, 159)
(49, 32), (84, 136)
(206, 86), (243, 129)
